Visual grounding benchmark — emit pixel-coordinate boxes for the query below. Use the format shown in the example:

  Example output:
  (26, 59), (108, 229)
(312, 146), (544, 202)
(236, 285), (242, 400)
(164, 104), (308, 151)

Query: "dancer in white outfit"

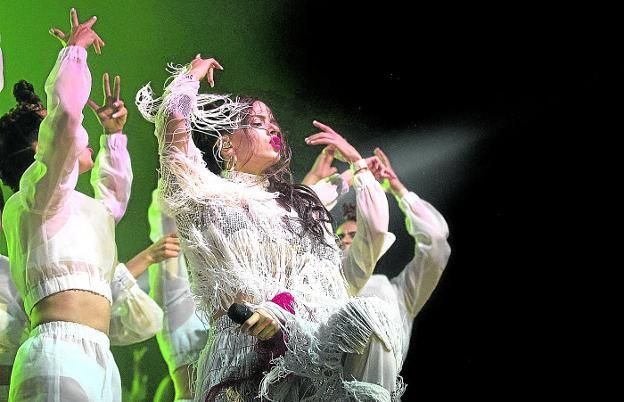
(307, 146), (451, 364)
(148, 188), (208, 402)
(0, 9), (159, 401)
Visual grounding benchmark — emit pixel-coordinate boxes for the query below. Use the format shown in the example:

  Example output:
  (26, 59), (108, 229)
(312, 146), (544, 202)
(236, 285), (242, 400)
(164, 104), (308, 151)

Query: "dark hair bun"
(342, 202), (356, 222)
(13, 80), (41, 105)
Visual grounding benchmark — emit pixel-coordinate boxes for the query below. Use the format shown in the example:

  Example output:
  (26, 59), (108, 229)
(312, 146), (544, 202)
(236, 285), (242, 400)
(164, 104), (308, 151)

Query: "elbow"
(432, 238), (452, 270)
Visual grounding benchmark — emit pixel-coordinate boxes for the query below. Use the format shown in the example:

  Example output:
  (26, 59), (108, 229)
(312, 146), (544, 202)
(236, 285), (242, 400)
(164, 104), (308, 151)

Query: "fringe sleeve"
(135, 64), (274, 222)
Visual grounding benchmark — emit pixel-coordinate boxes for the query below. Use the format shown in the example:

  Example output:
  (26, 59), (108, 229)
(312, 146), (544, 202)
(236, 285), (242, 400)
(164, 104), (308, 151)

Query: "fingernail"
(92, 16), (97, 20)
(49, 29), (54, 34)
(113, 102), (119, 107)
(112, 113), (117, 118)
(71, 8), (75, 12)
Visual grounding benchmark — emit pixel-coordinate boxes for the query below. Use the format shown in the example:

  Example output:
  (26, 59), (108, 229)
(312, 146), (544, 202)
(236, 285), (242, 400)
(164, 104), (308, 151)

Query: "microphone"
(228, 303), (253, 324)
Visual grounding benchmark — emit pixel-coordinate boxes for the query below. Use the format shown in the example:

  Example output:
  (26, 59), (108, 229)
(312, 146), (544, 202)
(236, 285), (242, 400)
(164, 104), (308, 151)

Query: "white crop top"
(1, 46), (132, 314)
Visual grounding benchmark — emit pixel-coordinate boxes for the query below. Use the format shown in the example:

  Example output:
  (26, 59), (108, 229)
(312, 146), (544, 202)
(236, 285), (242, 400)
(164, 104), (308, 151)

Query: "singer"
(138, 54), (405, 401)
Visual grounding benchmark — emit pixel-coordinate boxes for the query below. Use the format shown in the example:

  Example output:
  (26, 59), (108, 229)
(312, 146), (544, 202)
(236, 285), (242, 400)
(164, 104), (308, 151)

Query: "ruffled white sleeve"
(390, 191), (451, 318)
(341, 171), (396, 295)
(308, 173), (350, 211)
(90, 133), (133, 223)
(108, 262), (163, 346)
(136, 65), (264, 220)
(0, 46), (4, 93)
(0, 256), (30, 365)
(19, 46), (91, 214)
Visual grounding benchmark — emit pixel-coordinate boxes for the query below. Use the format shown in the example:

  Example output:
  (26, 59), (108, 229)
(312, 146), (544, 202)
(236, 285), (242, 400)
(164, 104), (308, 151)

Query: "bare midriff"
(30, 289), (111, 334)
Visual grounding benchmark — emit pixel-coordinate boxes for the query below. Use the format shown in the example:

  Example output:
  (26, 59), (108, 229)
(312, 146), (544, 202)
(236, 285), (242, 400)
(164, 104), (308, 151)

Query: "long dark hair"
(0, 80), (43, 192)
(193, 96), (334, 243)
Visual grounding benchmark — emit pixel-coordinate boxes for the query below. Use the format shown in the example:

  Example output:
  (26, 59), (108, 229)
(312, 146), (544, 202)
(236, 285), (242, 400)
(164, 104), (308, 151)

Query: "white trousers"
(9, 321), (121, 401)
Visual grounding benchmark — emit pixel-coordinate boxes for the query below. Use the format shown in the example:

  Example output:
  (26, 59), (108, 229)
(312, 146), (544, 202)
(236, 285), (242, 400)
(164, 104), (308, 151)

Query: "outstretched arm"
(21, 9), (103, 212)
(305, 122), (395, 295)
(107, 235), (180, 346)
(374, 147), (451, 318)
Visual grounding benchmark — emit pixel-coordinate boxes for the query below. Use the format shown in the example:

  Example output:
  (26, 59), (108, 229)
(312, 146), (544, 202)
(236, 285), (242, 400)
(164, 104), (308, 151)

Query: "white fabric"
(9, 321), (121, 402)
(147, 189), (208, 375)
(108, 262), (164, 346)
(308, 172), (349, 211)
(0, 46), (4, 93)
(90, 133), (133, 224)
(311, 169), (397, 295)
(1, 46), (120, 314)
(358, 191), (451, 362)
(140, 65), (405, 401)
(2, 256), (164, 362)
(0, 255), (29, 366)
(340, 170), (396, 295)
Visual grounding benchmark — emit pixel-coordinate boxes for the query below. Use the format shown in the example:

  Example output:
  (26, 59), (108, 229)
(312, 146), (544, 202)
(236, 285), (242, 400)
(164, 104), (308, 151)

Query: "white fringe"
(139, 63), (406, 402)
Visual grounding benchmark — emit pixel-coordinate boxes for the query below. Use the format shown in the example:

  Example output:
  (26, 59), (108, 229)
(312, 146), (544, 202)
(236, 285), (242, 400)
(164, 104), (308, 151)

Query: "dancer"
(137, 54), (405, 401)
(1, 201), (170, 399)
(148, 188), (208, 402)
(0, 9), (132, 400)
(309, 145), (451, 363)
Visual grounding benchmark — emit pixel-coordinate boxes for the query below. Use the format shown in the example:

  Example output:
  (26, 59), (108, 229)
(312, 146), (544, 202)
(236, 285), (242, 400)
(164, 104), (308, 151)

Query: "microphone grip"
(228, 303), (253, 324)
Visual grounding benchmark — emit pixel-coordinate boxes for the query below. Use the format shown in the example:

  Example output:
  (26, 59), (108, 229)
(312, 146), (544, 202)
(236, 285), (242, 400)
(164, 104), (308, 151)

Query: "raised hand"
(87, 73), (128, 134)
(188, 54), (223, 87)
(125, 234), (181, 278)
(305, 120), (362, 164)
(49, 8), (105, 54)
(143, 234), (181, 264)
(302, 146), (339, 185)
(374, 147), (407, 197)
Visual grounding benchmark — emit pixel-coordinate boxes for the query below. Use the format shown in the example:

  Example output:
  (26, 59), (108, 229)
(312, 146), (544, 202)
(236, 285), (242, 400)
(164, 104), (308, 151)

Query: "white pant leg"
(9, 321), (121, 402)
(343, 334), (399, 394)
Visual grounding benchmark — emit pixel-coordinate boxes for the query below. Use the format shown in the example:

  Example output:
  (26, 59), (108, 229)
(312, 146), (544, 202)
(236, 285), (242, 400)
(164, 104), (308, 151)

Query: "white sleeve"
(0, 257), (30, 365)
(390, 191), (451, 318)
(308, 173), (350, 211)
(0, 46), (4, 93)
(341, 171), (396, 295)
(90, 133), (133, 223)
(147, 189), (208, 373)
(109, 263), (163, 346)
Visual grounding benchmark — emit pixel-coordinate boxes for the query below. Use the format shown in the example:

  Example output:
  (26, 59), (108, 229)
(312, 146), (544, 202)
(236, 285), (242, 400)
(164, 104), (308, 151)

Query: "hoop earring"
(225, 154), (238, 172)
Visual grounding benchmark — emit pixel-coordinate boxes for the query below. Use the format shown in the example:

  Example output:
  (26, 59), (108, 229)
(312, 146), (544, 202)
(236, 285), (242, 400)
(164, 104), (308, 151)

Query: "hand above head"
(302, 146), (338, 185)
(374, 147), (407, 197)
(305, 120), (362, 164)
(49, 8), (105, 54)
(188, 54), (223, 88)
(87, 73), (128, 134)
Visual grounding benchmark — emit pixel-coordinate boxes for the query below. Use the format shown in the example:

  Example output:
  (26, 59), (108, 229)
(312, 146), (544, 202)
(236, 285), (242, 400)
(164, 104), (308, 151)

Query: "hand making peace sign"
(87, 73), (128, 134)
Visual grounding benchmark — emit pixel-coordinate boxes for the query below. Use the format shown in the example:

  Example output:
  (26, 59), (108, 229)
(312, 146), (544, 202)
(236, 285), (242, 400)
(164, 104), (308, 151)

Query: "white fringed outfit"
(137, 66), (405, 401)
